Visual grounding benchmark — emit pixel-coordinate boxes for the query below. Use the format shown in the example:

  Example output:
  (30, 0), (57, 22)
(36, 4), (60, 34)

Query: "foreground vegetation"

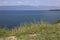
(0, 21), (60, 40)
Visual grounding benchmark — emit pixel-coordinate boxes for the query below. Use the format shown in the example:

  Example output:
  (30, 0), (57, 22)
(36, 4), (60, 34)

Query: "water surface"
(0, 10), (60, 28)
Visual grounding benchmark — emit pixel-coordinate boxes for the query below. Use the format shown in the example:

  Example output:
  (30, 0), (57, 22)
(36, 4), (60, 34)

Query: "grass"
(0, 21), (60, 40)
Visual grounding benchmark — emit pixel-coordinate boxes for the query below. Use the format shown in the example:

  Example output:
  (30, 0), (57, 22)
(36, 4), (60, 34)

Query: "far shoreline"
(48, 9), (60, 11)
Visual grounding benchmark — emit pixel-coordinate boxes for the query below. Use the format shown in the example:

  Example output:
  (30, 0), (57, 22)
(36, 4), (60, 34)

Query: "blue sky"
(0, 0), (60, 6)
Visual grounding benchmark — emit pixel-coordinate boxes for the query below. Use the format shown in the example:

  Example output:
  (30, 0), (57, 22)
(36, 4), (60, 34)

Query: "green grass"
(0, 28), (11, 37)
(0, 21), (60, 40)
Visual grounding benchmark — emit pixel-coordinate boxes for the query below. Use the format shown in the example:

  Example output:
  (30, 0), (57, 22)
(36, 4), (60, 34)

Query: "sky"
(0, 0), (60, 6)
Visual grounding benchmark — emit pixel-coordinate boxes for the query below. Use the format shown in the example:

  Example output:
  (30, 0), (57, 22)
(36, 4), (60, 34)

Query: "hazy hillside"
(0, 5), (60, 10)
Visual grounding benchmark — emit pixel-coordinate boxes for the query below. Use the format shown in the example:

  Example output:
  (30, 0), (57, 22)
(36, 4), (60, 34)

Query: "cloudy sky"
(0, 0), (60, 6)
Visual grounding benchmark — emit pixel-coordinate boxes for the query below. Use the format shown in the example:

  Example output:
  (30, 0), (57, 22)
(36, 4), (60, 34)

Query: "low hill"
(0, 5), (60, 10)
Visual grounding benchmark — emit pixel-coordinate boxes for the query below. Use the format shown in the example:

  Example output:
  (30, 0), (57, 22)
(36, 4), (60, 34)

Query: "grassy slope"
(0, 21), (60, 40)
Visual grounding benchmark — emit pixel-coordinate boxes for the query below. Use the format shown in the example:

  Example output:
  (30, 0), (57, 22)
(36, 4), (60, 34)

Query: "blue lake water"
(0, 10), (60, 28)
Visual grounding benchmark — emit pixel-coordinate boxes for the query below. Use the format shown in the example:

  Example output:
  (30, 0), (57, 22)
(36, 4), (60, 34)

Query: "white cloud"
(0, 1), (23, 6)
(0, 0), (60, 6)
(0, 1), (41, 6)
(16, 1), (23, 4)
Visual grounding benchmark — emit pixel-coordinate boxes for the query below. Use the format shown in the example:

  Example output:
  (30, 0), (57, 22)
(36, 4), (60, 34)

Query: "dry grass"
(0, 21), (60, 40)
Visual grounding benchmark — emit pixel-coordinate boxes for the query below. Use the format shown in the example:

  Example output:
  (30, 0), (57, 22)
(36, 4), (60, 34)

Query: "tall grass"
(0, 21), (60, 40)
(0, 28), (10, 37)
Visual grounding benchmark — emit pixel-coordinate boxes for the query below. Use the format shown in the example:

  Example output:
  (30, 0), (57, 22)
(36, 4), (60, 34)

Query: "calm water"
(0, 10), (60, 28)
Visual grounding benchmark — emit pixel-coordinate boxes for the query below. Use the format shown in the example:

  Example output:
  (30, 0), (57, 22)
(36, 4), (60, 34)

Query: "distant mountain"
(0, 5), (60, 10)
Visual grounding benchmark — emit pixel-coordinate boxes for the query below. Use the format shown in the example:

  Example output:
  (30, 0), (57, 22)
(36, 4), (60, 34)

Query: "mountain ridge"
(0, 5), (60, 10)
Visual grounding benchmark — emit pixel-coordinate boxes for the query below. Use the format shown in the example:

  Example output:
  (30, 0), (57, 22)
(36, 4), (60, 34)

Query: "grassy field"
(0, 21), (60, 40)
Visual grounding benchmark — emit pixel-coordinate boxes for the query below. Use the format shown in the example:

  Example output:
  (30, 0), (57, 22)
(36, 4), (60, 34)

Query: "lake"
(0, 10), (60, 28)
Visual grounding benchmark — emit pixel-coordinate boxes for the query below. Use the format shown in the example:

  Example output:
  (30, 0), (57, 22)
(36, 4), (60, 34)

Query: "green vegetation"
(0, 21), (60, 40)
